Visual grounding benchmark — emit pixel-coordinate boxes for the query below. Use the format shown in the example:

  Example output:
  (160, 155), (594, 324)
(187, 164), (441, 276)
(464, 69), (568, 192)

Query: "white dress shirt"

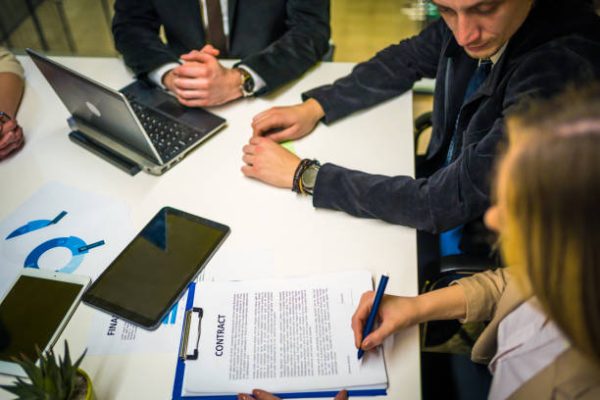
(148, 0), (265, 93)
(488, 298), (570, 400)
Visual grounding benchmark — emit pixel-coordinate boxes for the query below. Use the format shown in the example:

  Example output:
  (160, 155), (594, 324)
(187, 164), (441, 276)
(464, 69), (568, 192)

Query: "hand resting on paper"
(238, 389), (348, 400)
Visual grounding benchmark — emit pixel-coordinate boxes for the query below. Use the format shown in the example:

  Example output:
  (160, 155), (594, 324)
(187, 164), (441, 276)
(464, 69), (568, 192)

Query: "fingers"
(0, 126), (24, 159)
(180, 51), (217, 65)
(266, 128), (299, 143)
(198, 44), (220, 56)
(182, 45), (220, 59)
(174, 63), (209, 79)
(251, 112), (295, 140)
(0, 124), (23, 147)
(334, 390), (349, 400)
(360, 318), (399, 351)
(173, 77), (210, 91)
(251, 389), (281, 400)
(351, 291), (375, 348)
(1, 119), (18, 134)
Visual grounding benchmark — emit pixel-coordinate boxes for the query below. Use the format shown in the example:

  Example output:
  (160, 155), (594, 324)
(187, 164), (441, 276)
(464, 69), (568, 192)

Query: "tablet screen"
(83, 207), (229, 329)
(0, 275), (86, 363)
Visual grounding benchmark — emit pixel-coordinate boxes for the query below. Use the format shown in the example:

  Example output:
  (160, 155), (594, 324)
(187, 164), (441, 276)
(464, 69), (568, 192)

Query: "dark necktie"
(205, 0), (228, 58)
(440, 59), (492, 257)
(445, 59), (492, 165)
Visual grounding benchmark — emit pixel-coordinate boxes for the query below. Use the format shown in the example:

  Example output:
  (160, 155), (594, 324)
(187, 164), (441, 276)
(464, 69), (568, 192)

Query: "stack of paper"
(174, 270), (388, 398)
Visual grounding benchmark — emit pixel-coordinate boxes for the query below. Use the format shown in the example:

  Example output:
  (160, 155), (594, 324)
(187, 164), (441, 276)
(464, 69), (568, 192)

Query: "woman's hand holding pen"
(352, 285), (468, 353)
(351, 292), (421, 353)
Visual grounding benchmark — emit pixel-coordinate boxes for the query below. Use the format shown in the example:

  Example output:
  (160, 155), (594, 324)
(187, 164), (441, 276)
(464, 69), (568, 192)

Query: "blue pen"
(358, 273), (389, 360)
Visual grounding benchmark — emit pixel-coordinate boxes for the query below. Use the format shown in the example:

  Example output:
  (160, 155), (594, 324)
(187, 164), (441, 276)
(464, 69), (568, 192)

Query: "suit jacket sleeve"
(112, 0), (180, 76)
(311, 42), (599, 232)
(302, 19), (445, 124)
(240, 0), (330, 94)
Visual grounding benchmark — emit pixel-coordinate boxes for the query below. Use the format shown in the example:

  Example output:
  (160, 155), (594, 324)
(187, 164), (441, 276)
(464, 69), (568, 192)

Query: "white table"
(0, 56), (420, 399)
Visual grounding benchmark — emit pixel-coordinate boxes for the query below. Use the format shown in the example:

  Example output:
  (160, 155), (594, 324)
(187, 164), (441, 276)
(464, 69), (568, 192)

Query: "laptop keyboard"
(126, 97), (205, 162)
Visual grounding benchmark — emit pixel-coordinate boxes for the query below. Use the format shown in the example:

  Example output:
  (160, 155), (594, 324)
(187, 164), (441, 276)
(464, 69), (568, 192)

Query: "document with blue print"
(0, 182), (133, 298)
(181, 270), (388, 395)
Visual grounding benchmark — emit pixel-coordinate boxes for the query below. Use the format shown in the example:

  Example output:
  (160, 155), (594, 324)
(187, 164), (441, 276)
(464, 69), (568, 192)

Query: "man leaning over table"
(0, 47), (25, 160)
(241, 0), (600, 261)
(112, 0), (330, 107)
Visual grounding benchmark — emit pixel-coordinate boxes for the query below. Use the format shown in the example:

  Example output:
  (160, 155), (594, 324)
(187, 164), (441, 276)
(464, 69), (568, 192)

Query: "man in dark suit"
(241, 0), (600, 259)
(112, 0), (330, 107)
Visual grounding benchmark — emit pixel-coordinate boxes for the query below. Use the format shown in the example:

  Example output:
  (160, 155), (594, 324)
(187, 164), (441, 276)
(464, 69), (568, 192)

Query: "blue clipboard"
(171, 283), (387, 399)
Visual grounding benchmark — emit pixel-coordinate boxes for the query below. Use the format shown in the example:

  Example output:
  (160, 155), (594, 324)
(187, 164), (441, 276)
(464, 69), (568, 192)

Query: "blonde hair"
(500, 86), (600, 363)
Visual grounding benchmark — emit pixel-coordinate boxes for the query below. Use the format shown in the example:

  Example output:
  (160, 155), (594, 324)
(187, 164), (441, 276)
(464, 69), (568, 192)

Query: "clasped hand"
(0, 118), (24, 160)
(164, 45), (242, 107)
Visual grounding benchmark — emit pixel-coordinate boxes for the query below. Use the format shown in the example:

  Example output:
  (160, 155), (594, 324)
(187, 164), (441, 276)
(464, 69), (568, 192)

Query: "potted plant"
(0, 341), (94, 400)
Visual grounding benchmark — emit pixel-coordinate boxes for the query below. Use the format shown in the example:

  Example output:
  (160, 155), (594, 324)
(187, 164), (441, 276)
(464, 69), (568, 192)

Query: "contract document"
(179, 270), (388, 397)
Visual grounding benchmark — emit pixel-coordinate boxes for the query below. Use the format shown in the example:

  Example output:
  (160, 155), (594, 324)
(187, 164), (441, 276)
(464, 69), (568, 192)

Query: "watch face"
(302, 165), (319, 189)
(243, 76), (255, 93)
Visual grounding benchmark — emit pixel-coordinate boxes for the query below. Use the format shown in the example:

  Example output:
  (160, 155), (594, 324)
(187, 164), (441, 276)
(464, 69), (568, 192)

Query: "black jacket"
(303, 3), (600, 241)
(112, 0), (330, 95)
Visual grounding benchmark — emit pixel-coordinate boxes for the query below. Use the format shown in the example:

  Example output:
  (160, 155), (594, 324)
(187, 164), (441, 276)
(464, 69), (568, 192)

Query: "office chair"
(414, 110), (499, 400)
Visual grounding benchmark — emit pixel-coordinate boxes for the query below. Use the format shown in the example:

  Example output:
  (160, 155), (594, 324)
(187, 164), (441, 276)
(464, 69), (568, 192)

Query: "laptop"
(27, 49), (227, 175)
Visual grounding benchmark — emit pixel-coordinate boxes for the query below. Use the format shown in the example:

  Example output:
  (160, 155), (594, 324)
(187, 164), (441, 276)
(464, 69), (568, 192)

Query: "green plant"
(1, 341), (88, 400)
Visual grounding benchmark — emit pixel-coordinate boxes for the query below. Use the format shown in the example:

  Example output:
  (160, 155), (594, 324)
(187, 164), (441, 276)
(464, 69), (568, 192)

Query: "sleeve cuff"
(449, 269), (509, 323)
(148, 62), (181, 89)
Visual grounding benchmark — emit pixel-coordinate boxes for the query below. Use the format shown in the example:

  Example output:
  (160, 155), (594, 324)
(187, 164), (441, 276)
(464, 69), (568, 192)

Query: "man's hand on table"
(0, 118), (25, 160)
(238, 389), (348, 400)
(163, 45), (243, 107)
(251, 98), (325, 142)
(241, 136), (300, 188)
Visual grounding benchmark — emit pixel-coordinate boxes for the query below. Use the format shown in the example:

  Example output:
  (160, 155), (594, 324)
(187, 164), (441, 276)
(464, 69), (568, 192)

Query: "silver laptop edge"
(27, 49), (165, 165)
(28, 49), (226, 174)
(69, 117), (226, 175)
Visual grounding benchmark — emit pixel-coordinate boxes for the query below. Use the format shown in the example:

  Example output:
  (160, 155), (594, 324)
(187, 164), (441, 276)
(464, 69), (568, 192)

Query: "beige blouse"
(0, 47), (24, 78)
(452, 269), (600, 399)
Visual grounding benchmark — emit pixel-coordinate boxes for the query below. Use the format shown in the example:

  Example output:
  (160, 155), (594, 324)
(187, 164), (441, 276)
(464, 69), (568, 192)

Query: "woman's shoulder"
(509, 347), (600, 399)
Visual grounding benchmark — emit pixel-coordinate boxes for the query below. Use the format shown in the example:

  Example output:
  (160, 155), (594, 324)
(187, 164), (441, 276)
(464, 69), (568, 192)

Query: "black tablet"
(82, 207), (229, 330)
(0, 269), (90, 376)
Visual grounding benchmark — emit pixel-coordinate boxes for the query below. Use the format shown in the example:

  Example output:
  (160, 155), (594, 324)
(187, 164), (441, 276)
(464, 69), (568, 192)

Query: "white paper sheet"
(182, 270), (388, 395)
(86, 296), (187, 355)
(0, 182), (133, 297)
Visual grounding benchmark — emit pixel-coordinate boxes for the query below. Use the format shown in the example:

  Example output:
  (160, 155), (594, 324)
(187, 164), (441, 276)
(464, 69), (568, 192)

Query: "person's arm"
(112, 0), (180, 76)
(249, 20), (446, 139)
(351, 269), (510, 352)
(0, 72), (24, 118)
(312, 45), (598, 232)
(0, 48), (24, 117)
(0, 49), (25, 160)
(351, 285), (467, 352)
(238, 0), (331, 95)
(302, 19), (447, 125)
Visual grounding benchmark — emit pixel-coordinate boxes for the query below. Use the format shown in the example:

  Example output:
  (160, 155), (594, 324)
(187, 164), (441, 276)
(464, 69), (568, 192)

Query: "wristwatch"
(236, 67), (255, 97)
(300, 162), (321, 195)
